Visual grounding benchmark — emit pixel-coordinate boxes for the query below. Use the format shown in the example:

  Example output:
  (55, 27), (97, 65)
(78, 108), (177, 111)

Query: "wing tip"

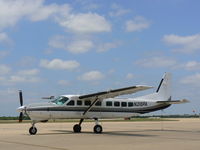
(136, 85), (153, 89)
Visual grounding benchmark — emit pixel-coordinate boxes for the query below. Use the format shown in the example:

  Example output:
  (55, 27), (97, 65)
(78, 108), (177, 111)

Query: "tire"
(29, 127), (37, 135)
(93, 125), (102, 134)
(73, 124), (81, 133)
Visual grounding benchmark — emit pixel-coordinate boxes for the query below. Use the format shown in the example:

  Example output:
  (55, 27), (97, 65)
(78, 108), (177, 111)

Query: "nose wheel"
(29, 122), (37, 135)
(29, 126), (37, 135)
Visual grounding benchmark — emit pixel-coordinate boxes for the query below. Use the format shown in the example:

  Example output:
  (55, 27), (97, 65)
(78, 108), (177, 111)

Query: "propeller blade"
(19, 112), (23, 123)
(19, 90), (23, 106)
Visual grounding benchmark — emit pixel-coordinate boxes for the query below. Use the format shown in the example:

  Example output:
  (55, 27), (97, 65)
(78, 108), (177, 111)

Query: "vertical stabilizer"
(134, 72), (172, 101)
(156, 72), (171, 100)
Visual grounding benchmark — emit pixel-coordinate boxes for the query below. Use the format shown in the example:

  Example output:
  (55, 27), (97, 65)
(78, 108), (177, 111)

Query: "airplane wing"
(79, 85), (153, 101)
(79, 85), (153, 115)
(156, 99), (189, 104)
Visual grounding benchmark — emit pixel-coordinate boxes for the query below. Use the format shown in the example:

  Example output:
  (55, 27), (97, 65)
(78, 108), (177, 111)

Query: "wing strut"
(82, 97), (99, 115)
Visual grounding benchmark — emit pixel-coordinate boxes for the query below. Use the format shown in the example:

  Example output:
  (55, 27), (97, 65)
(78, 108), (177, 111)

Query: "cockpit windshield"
(51, 96), (69, 105)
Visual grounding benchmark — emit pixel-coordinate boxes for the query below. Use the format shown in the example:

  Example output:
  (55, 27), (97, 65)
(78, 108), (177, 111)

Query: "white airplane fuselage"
(23, 95), (170, 121)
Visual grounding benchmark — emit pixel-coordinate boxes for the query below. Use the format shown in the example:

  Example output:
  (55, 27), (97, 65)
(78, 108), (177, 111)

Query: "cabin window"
(106, 101), (112, 106)
(114, 101), (120, 107)
(128, 102), (133, 107)
(67, 100), (75, 106)
(95, 101), (102, 106)
(85, 100), (91, 106)
(121, 102), (127, 107)
(77, 100), (82, 106)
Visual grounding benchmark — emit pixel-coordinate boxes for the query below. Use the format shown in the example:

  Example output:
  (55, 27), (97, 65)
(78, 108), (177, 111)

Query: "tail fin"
(135, 72), (172, 101)
(156, 72), (171, 101)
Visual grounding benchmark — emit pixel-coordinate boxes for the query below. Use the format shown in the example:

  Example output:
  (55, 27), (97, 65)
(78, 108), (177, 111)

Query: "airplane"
(17, 73), (188, 135)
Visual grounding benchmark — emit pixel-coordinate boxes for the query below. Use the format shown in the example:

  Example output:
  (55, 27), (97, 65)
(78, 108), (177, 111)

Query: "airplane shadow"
(36, 130), (157, 137)
(24, 128), (197, 136)
(101, 131), (156, 137)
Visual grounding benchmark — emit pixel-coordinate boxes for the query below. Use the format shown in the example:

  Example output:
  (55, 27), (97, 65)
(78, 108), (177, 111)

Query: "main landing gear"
(73, 118), (103, 134)
(29, 122), (37, 135)
(93, 118), (102, 134)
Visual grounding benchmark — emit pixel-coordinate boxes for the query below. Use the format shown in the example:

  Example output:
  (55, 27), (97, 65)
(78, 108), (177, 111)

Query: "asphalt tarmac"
(0, 118), (199, 150)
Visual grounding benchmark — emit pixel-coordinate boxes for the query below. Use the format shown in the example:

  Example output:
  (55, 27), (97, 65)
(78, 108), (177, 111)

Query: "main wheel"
(73, 124), (81, 133)
(93, 125), (102, 134)
(29, 127), (37, 135)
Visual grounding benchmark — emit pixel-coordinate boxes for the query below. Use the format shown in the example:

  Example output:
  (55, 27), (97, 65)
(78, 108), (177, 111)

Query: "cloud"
(125, 16), (150, 32)
(109, 3), (131, 17)
(0, 32), (12, 45)
(12, 68), (40, 83)
(184, 61), (200, 71)
(9, 75), (40, 83)
(0, 64), (11, 74)
(163, 34), (200, 53)
(180, 73), (200, 87)
(59, 12), (111, 34)
(40, 59), (80, 70)
(97, 41), (121, 52)
(67, 39), (93, 54)
(135, 57), (177, 68)
(17, 69), (39, 76)
(78, 71), (104, 81)
(0, 68), (40, 84)
(29, 3), (70, 22)
(0, 0), (71, 29)
(126, 73), (134, 80)
(0, 1), (111, 36)
(49, 36), (120, 54)
(48, 35), (66, 49)
(48, 35), (94, 54)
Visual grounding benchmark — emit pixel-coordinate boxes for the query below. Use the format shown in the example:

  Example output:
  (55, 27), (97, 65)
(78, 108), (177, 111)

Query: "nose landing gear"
(29, 122), (37, 135)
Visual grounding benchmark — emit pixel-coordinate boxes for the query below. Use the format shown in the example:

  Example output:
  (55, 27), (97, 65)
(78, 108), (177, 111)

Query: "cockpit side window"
(51, 96), (69, 105)
(67, 100), (75, 106)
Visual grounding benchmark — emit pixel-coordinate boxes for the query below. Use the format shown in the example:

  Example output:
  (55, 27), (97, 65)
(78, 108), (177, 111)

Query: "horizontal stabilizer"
(156, 99), (189, 104)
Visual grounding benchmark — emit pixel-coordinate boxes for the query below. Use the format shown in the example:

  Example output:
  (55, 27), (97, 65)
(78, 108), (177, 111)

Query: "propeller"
(18, 90), (24, 123)
(19, 90), (23, 106)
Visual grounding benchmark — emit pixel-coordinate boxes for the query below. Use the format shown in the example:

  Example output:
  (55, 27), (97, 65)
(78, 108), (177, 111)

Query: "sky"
(0, 0), (200, 116)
